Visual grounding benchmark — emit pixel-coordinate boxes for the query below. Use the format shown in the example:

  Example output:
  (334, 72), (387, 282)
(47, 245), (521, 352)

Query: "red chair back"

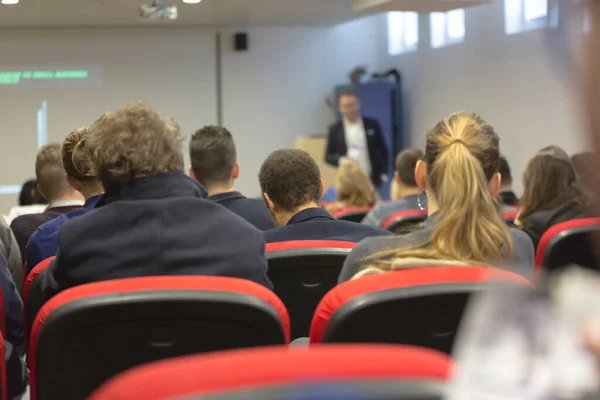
(29, 276), (290, 400)
(503, 211), (519, 224)
(535, 217), (600, 274)
(0, 332), (6, 400)
(89, 344), (452, 400)
(23, 256), (55, 352)
(382, 209), (428, 232)
(266, 240), (355, 338)
(331, 206), (372, 222)
(310, 266), (533, 353)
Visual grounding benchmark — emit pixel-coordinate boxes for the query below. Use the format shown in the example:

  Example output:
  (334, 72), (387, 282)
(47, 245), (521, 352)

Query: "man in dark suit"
(325, 90), (389, 188)
(259, 149), (390, 243)
(189, 126), (274, 231)
(42, 102), (272, 301)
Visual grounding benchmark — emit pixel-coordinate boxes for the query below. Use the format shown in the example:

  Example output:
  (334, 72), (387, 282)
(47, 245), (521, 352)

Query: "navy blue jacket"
(42, 173), (272, 300)
(0, 253), (23, 346)
(208, 191), (275, 231)
(264, 207), (391, 243)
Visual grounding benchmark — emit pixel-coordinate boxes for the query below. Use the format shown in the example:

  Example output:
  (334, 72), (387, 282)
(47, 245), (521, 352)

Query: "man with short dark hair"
(362, 148), (425, 227)
(189, 126), (274, 231)
(259, 149), (389, 243)
(498, 156), (519, 206)
(11, 143), (84, 265)
(325, 91), (389, 189)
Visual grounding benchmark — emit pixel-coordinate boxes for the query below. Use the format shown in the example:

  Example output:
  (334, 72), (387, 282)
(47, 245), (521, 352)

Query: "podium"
(294, 137), (337, 190)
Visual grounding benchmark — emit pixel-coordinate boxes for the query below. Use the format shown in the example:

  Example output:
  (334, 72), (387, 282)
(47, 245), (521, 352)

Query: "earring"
(417, 190), (427, 211)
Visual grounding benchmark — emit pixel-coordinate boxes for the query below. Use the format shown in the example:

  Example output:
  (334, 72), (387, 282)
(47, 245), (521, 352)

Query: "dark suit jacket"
(325, 117), (389, 186)
(521, 201), (582, 251)
(42, 173), (272, 301)
(208, 191), (275, 231)
(264, 207), (390, 243)
(10, 205), (82, 265)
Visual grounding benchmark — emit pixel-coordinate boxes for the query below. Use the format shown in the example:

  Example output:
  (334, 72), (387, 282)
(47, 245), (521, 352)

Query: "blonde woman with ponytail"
(26, 127), (105, 274)
(337, 112), (534, 283)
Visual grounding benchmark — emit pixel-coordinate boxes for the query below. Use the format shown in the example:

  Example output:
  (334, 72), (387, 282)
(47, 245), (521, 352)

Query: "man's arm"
(325, 124), (342, 167)
(0, 254), (23, 345)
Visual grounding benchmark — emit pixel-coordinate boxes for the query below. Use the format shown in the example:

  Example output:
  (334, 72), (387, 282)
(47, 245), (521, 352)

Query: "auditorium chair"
(503, 210), (518, 225)
(382, 209), (428, 234)
(535, 217), (600, 275)
(0, 332), (6, 400)
(29, 276), (290, 400)
(23, 256), (54, 351)
(310, 266), (532, 354)
(266, 240), (355, 338)
(89, 344), (451, 400)
(331, 206), (372, 222)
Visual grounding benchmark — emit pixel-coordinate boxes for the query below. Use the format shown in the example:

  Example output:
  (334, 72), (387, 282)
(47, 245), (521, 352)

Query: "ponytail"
(363, 112), (513, 270)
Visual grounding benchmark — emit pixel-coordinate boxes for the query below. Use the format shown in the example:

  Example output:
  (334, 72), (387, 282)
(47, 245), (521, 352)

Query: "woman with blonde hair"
(325, 160), (376, 214)
(26, 126), (105, 273)
(337, 112), (534, 283)
(516, 146), (583, 250)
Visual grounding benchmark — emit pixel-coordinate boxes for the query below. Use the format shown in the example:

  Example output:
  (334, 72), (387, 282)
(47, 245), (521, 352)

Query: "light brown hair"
(517, 146), (581, 224)
(87, 102), (184, 190)
(35, 143), (72, 201)
(62, 127), (97, 182)
(363, 112), (513, 270)
(331, 162), (375, 210)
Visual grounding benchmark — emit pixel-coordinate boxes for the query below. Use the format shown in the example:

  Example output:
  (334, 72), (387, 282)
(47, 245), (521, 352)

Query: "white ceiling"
(0, 0), (490, 29)
(0, 0), (361, 28)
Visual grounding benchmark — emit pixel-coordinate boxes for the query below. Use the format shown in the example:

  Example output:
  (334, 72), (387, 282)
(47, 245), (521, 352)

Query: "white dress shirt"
(343, 117), (371, 176)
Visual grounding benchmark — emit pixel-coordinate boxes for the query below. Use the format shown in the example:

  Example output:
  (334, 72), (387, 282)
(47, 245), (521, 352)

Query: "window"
(430, 9), (465, 49)
(505, 0), (557, 35)
(387, 12), (419, 56)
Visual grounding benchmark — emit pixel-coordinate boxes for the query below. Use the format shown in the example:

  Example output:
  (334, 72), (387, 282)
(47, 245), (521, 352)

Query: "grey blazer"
(339, 215), (535, 284)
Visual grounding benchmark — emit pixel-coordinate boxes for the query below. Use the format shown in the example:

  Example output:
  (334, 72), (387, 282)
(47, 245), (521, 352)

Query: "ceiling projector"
(140, 0), (178, 21)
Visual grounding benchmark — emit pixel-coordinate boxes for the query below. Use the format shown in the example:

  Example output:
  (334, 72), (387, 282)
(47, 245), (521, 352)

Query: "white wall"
(0, 17), (382, 213)
(0, 28), (218, 213)
(221, 17), (383, 196)
(376, 1), (589, 194)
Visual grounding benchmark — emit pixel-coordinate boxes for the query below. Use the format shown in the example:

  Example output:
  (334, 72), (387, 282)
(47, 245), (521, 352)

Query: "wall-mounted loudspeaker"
(235, 33), (248, 51)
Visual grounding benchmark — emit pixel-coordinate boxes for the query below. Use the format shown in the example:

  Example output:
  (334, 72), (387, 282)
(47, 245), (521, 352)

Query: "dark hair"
(259, 149), (322, 212)
(88, 102), (184, 190)
(498, 156), (513, 185)
(19, 179), (46, 206)
(395, 148), (423, 187)
(35, 143), (73, 201)
(338, 90), (357, 101)
(189, 126), (236, 187)
(518, 146), (581, 224)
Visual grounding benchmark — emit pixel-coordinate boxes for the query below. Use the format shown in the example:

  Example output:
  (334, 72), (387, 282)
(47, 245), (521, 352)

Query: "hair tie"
(449, 139), (466, 146)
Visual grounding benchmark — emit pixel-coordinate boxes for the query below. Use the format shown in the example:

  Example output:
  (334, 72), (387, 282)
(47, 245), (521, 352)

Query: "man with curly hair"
(42, 102), (272, 300)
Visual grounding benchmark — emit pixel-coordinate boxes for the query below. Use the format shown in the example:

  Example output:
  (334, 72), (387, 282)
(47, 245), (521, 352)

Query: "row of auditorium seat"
(0, 217), (594, 399)
(87, 344), (452, 400)
(22, 268), (525, 399)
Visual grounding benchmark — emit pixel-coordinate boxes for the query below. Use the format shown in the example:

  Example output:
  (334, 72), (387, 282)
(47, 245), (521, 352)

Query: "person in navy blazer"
(325, 90), (389, 187)
(189, 125), (274, 231)
(259, 149), (390, 243)
(42, 102), (272, 301)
